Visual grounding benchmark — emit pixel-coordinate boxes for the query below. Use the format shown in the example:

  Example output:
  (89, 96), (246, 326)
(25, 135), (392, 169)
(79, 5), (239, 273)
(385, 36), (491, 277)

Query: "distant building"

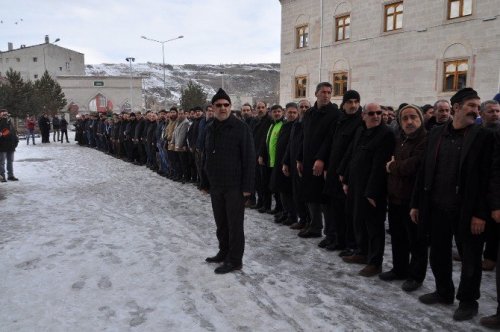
(279, 0), (500, 106)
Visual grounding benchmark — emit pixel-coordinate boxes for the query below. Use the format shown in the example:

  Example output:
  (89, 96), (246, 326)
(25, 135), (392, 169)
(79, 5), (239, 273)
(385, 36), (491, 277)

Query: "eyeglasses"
(215, 103), (230, 108)
(367, 111), (383, 116)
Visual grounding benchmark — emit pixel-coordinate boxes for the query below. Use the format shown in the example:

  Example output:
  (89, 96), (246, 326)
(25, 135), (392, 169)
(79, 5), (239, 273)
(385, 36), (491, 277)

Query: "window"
(295, 76), (307, 98)
(384, 2), (403, 32)
(98, 95), (107, 107)
(296, 25), (309, 49)
(59, 67), (63, 71)
(336, 15), (351, 41)
(333, 72), (349, 97)
(33, 57), (38, 62)
(66, 62), (70, 70)
(443, 60), (468, 92)
(34, 74), (38, 79)
(448, 0), (472, 19)
(16, 58), (20, 62)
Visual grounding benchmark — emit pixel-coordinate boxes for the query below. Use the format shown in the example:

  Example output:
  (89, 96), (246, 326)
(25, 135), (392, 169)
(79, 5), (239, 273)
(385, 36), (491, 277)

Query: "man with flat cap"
(411, 87), (493, 321)
(202, 88), (256, 274)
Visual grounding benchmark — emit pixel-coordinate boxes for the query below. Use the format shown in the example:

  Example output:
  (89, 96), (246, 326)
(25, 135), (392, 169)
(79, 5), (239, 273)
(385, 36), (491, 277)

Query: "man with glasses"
(203, 88), (255, 274)
(0, 109), (19, 182)
(339, 103), (395, 277)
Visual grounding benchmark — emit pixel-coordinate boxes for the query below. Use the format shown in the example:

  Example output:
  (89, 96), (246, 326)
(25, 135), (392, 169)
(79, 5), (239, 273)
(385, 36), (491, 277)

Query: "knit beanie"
(211, 88), (231, 105)
(398, 104), (424, 124)
(450, 87), (479, 106)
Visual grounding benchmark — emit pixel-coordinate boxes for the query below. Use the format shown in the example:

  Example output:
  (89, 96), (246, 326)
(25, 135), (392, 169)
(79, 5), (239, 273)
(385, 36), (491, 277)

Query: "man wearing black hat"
(322, 90), (363, 252)
(202, 88), (255, 274)
(411, 87), (493, 321)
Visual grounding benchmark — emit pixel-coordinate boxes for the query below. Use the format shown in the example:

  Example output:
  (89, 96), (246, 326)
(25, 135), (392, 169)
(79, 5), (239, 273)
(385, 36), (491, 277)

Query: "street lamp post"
(126, 57), (135, 111)
(141, 35), (183, 110)
(43, 38), (60, 73)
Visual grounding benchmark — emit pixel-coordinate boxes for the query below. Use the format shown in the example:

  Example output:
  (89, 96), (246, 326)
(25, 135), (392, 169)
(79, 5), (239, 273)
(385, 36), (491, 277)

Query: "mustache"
(466, 112), (477, 119)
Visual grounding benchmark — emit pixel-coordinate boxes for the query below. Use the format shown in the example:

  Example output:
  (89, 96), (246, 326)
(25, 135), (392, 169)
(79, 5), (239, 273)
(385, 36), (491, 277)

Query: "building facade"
(0, 36), (85, 81)
(279, 0), (500, 106)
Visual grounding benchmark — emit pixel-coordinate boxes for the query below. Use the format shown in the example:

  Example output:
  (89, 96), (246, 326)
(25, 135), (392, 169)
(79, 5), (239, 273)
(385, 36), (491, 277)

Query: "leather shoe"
(318, 238), (333, 248)
(419, 291), (454, 305)
(214, 262), (242, 274)
(359, 264), (381, 277)
(290, 222), (306, 230)
(402, 279), (422, 292)
(480, 314), (500, 329)
(7, 176), (18, 181)
(205, 253), (225, 263)
(298, 230), (322, 238)
(325, 243), (345, 251)
(342, 254), (367, 264)
(338, 249), (354, 257)
(453, 301), (478, 321)
(482, 259), (496, 271)
(378, 270), (407, 281)
(257, 207), (268, 213)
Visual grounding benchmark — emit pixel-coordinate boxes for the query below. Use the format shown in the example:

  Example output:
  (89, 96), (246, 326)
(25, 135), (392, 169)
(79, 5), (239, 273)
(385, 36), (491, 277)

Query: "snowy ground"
(0, 132), (497, 331)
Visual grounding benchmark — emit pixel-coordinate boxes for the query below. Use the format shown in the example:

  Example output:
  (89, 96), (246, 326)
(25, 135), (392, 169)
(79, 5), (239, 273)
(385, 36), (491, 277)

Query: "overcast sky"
(1, 0), (282, 65)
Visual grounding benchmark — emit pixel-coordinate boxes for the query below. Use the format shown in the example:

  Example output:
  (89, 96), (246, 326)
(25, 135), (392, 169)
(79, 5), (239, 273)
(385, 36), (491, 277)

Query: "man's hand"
(367, 197), (376, 208)
(297, 161), (303, 177)
(471, 216), (486, 235)
(410, 209), (419, 224)
(312, 160), (324, 176)
(492, 210), (500, 223)
(282, 165), (290, 177)
(243, 192), (251, 197)
(386, 156), (395, 173)
(342, 184), (348, 195)
(258, 156), (265, 166)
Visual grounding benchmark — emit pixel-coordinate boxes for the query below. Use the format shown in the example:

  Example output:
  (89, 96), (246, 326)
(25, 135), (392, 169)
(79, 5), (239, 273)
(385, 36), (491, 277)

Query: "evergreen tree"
(34, 70), (67, 116)
(0, 68), (27, 118)
(179, 81), (208, 111)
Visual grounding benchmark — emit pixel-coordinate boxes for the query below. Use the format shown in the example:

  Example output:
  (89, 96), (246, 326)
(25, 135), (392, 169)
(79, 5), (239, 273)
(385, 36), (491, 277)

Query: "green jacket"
(266, 119), (284, 167)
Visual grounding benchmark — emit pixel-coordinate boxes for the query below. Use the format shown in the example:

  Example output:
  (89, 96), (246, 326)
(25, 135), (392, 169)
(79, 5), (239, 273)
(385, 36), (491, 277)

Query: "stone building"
(279, 0), (500, 107)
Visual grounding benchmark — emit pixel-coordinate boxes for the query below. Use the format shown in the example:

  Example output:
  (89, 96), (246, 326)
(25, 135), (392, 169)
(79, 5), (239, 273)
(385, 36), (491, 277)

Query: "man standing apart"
(202, 88), (255, 274)
(0, 109), (19, 182)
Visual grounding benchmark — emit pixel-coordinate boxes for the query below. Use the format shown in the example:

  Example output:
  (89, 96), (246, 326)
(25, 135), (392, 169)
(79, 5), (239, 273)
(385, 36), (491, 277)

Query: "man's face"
(136, 113), (142, 119)
(271, 107), (283, 121)
(256, 102), (267, 117)
(453, 98), (481, 128)
(190, 111), (195, 119)
(435, 102), (451, 123)
(381, 110), (389, 124)
(195, 110), (203, 119)
(400, 108), (422, 135)
(213, 99), (231, 121)
(362, 103), (382, 129)
(387, 110), (395, 124)
(343, 99), (359, 115)
(481, 104), (500, 126)
(241, 106), (252, 119)
(170, 111), (178, 121)
(206, 107), (214, 119)
(178, 111), (186, 121)
(298, 101), (310, 116)
(315, 86), (332, 108)
(0, 111), (8, 119)
(150, 113), (158, 121)
(286, 107), (299, 122)
(123, 114), (130, 120)
(424, 108), (434, 120)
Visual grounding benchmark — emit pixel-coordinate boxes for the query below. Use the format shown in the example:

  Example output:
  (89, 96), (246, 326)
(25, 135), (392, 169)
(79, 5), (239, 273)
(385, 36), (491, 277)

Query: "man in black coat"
(202, 88), (255, 274)
(322, 90), (363, 252)
(296, 82), (341, 238)
(38, 113), (51, 143)
(410, 88), (492, 321)
(0, 109), (19, 182)
(340, 103), (395, 277)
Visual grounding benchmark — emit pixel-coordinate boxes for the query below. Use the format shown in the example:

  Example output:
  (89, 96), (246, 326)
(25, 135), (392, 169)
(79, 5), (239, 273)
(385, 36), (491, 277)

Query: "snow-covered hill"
(85, 63), (280, 106)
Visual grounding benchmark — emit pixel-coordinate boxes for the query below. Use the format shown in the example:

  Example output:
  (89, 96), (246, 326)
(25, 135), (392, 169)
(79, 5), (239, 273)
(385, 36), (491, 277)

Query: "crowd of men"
(70, 84), (500, 326)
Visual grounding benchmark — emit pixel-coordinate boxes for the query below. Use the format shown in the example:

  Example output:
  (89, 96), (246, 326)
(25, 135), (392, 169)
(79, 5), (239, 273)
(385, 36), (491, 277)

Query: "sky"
(0, 0), (282, 65)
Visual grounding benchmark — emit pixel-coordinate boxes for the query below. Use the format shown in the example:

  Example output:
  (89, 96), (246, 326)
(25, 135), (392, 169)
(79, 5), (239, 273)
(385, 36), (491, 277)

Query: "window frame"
(333, 72), (349, 97)
(335, 15), (351, 42)
(294, 76), (308, 99)
(384, 1), (404, 32)
(443, 59), (468, 92)
(447, 0), (472, 20)
(295, 25), (309, 49)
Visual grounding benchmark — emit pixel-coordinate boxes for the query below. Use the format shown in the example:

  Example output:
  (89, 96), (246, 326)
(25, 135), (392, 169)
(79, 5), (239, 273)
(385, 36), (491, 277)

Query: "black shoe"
(402, 279), (422, 292)
(214, 262), (242, 274)
(249, 203), (262, 210)
(257, 207), (268, 213)
(325, 243), (345, 251)
(480, 314), (500, 329)
(338, 249), (354, 257)
(318, 238), (333, 248)
(298, 230), (322, 238)
(453, 301), (478, 321)
(282, 217), (296, 226)
(269, 209), (281, 215)
(205, 253), (225, 263)
(7, 176), (18, 181)
(378, 270), (407, 281)
(419, 291), (454, 305)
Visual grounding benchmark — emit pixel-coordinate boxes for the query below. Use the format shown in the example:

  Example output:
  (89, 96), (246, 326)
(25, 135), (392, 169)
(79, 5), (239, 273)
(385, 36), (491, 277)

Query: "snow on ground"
(0, 133), (497, 331)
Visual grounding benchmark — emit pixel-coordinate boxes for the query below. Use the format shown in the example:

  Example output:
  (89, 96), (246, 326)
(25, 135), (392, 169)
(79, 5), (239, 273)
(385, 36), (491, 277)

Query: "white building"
(279, 0), (500, 106)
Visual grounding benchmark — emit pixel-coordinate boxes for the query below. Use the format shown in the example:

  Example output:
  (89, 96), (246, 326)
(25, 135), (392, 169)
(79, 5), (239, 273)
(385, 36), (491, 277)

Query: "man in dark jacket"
(0, 109), (19, 182)
(410, 88), (492, 321)
(340, 103), (395, 277)
(296, 82), (341, 238)
(322, 90), (363, 252)
(480, 130), (500, 328)
(379, 105), (428, 292)
(202, 88), (255, 274)
(60, 116), (69, 143)
(52, 115), (61, 142)
(39, 113), (51, 143)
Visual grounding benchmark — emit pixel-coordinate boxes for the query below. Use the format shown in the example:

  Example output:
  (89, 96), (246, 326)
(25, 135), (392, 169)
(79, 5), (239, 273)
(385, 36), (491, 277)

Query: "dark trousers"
(307, 202), (328, 234)
(429, 206), (484, 302)
(280, 191), (296, 221)
(350, 194), (386, 266)
(484, 219), (498, 261)
(255, 164), (266, 207)
(495, 225), (500, 314)
(324, 195), (350, 248)
(388, 202), (428, 282)
(291, 172), (308, 221)
(195, 149), (203, 186)
(60, 129), (68, 143)
(210, 188), (245, 265)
